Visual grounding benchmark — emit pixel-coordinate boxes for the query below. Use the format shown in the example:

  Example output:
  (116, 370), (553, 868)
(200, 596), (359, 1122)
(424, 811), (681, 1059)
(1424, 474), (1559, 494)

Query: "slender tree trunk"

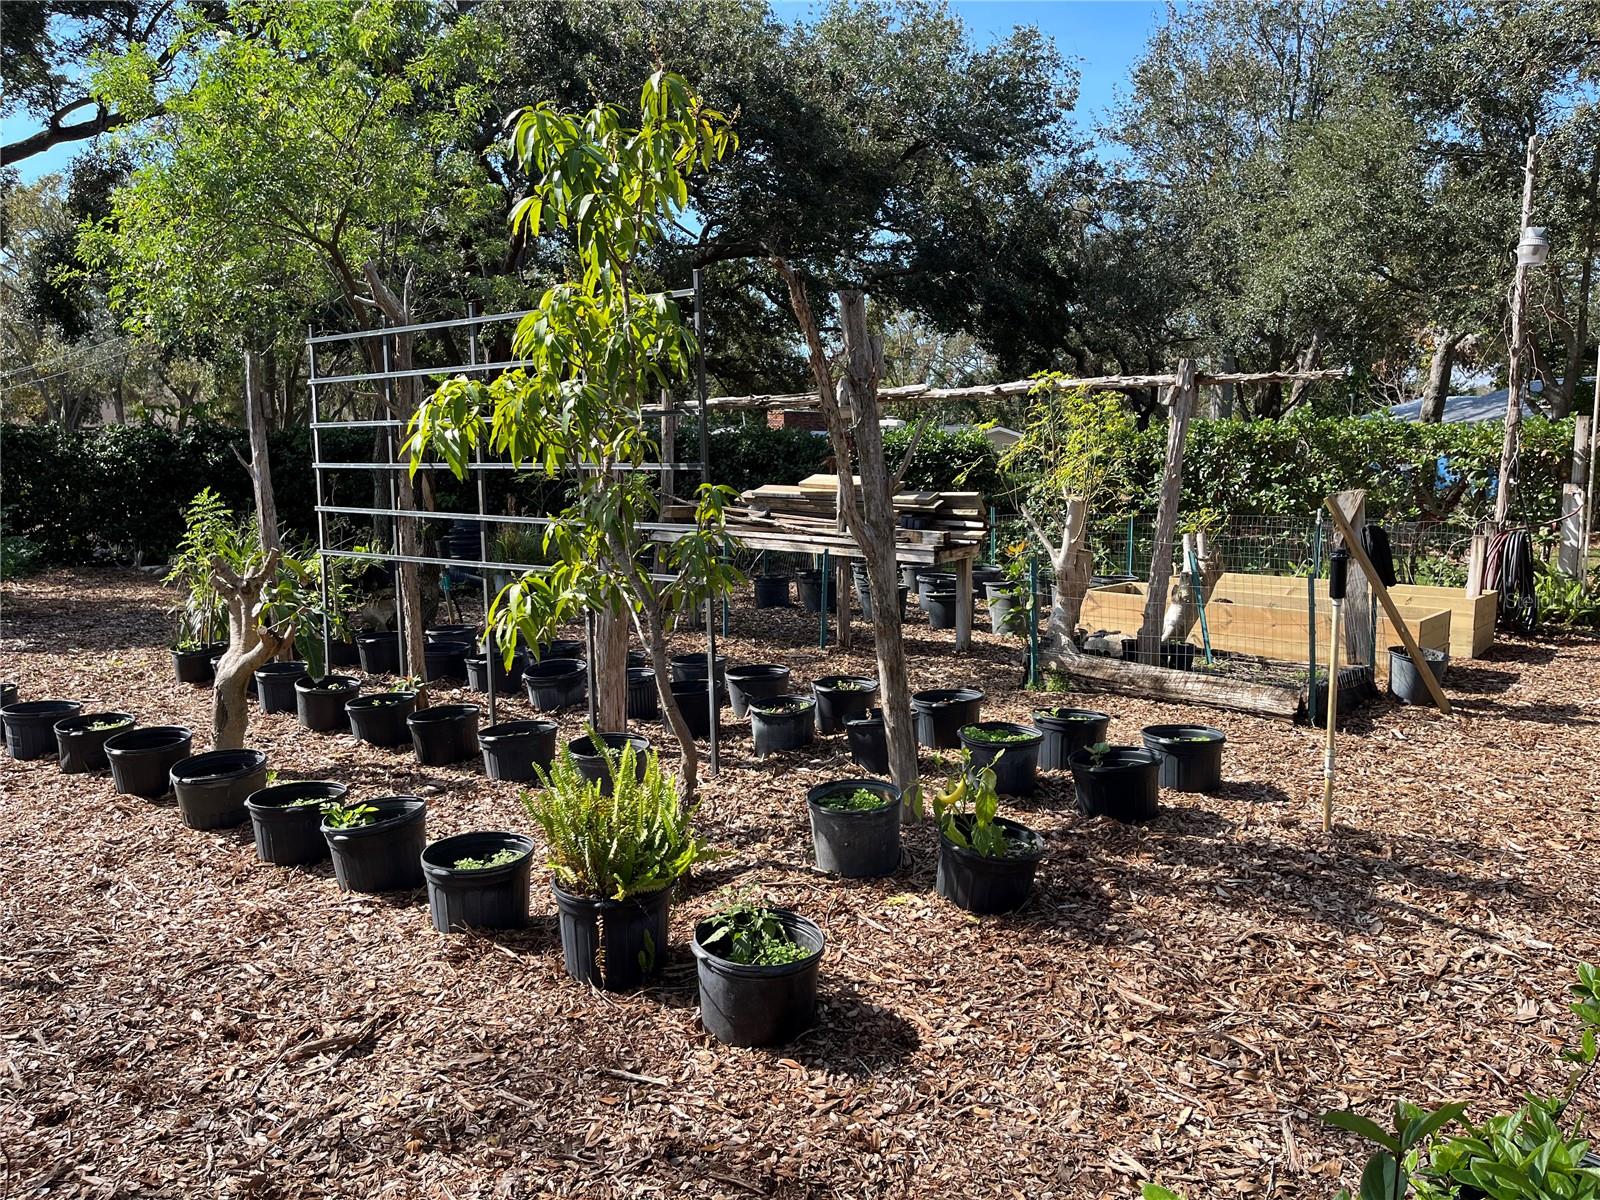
(1420, 330), (1465, 423)
(1135, 359), (1197, 664)
(211, 549), (290, 750)
(1557, 146), (1598, 420)
(640, 601), (700, 798)
(243, 351), (281, 552)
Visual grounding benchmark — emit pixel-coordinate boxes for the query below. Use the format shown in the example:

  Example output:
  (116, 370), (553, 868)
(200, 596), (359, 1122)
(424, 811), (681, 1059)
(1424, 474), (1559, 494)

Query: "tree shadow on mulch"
(1452, 697), (1600, 726)
(1213, 780), (1293, 805)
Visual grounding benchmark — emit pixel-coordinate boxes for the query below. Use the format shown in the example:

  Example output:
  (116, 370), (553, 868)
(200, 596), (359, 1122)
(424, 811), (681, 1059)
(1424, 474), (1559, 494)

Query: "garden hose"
(1484, 528), (1538, 633)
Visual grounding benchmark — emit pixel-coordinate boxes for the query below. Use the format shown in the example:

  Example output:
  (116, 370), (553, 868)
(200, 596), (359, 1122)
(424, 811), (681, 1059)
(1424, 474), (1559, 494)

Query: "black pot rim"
(54, 711), (135, 735)
(806, 778), (902, 813)
(1388, 644), (1447, 662)
(406, 703), (481, 726)
(749, 694), (816, 715)
(320, 795), (426, 838)
(526, 658), (586, 680)
(172, 642), (227, 656)
(346, 690), (417, 710)
(569, 732), (651, 759)
(105, 725), (192, 753)
(939, 814), (1045, 863)
(1141, 723), (1225, 745)
(254, 661), (309, 677)
(958, 720), (1044, 747)
(1068, 745), (1160, 773)
(691, 909), (825, 977)
(726, 663), (791, 682)
(296, 675), (360, 694)
(626, 666), (656, 681)
(670, 652), (725, 666)
(170, 748), (268, 783)
(421, 831), (535, 880)
(424, 638), (474, 654)
(814, 675), (878, 692)
(551, 878), (674, 911)
(480, 718), (557, 742)
(1034, 707), (1111, 724)
(356, 630), (400, 643)
(246, 780), (348, 812)
(912, 687), (984, 707)
(3, 699), (82, 719)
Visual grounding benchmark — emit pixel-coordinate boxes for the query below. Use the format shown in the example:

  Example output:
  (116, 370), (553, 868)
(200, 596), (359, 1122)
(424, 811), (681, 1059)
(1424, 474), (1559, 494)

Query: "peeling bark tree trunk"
(1419, 330), (1465, 423)
(1022, 496), (1091, 648)
(1136, 359), (1197, 664)
(1160, 531), (1222, 643)
(212, 550), (291, 751)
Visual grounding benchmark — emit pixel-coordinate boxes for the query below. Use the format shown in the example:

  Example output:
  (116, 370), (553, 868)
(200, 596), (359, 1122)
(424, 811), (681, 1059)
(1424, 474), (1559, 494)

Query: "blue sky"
(12, 1), (1169, 184)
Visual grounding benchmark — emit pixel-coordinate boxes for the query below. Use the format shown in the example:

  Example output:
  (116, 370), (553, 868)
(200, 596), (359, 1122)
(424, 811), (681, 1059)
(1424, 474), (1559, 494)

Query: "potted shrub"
(812, 675), (878, 734)
(1034, 707), (1111, 771)
(1068, 742), (1160, 822)
(345, 688), (417, 747)
(844, 708), (889, 775)
(524, 657), (587, 710)
(568, 731), (651, 795)
(422, 637), (473, 682)
(479, 718), (557, 782)
(54, 712), (135, 773)
(932, 755), (1045, 915)
(691, 896), (825, 1047)
(668, 676), (722, 742)
(753, 574), (793, 608)
(245, 780), (347, 865)
(295, 675), (360, 732)
(170, 748), (269, 831)
(806, 779), (902, 877)
(525, 741), (707, 990)
(958, 721), (1045, 796)
(105, 725), (193, 798)
(162, 490), (235, 683)
(407, 703), (480, 766)
(626, 666), (659, 719)
(464, 651), (528, 693)
(421, 831), (536, 933)
(1141, 724), (1226, 792)
(748, 695), (816, 758)
(1, 699), (81, 761)
(254, 660), (309, 714)
(355, 630), (401, 674)
(911, 687), (984, 749)
(321, 796), (428, 893)
(725, 663), (791, 718)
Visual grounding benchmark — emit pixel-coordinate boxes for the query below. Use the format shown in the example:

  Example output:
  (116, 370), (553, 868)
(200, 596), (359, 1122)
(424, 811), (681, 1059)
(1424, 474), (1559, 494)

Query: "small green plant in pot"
(420, 831), (536, 934)
(523, 740), (709, 991)
(932, 752), (1044, 915)
(691, 893), (825, 1048)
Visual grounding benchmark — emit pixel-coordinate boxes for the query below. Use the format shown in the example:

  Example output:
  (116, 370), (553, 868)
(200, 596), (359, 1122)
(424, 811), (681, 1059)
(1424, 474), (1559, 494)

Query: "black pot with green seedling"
(1033, 707), (1111, 771)
(420, 831), (536, 933)
(53, 712), (135, 773)
(245, 780), (348, 865)
(806, 778), (903, 877)
(957, 721), (1045, 796)
(295, 675), (360, 733)
(932, 753), (1045, 914)
(748, 695), (816, 758)
(725, 663), (792, 718)
(812, 675), (878, 734)
(1141, 724), (1226, 792)
(692, 896), (825, 1048)
(321, 796), (427, 893)
(345, 690), (417, 747)
(1068, 742), (1160, 822)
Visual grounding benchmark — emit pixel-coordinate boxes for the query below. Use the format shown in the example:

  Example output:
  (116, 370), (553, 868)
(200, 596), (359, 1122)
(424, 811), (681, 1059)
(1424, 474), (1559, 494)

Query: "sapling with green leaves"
(931, 751), (1026, 857)
(699, 895), (810, 966)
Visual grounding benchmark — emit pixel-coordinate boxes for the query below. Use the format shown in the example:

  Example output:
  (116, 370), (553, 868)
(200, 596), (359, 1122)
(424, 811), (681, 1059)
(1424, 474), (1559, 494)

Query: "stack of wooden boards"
(733, 475), (987, 546)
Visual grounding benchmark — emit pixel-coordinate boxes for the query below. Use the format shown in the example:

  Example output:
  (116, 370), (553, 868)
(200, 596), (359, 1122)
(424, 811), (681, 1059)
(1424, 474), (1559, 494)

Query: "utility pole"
(1494, 134), (1542, 528)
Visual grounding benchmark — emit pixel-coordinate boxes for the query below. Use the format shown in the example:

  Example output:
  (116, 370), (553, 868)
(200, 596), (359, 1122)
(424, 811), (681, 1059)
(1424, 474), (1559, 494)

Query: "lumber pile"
(733, 475), (987, 546)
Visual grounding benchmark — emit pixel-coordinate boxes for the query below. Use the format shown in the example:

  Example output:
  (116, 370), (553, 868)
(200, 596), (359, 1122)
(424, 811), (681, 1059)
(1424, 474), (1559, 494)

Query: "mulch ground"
(3, 567), (1598, 1200)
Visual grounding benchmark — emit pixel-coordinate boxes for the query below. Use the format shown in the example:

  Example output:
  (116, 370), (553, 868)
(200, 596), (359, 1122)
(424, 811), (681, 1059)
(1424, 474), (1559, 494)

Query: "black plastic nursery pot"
(753, 574), (793, 608)
(53, 712), (135, 773)
(1068, 746), (1161, 823)
(973, 563), (1005, 587)
(569, 732), (651, 795)
(355, 631), (401, 674)
(2, 700), (82, 761)
(797, 570), (826, 613)
(1034, 707), (1112, 771)
(425, 624), (477, 645)
(1388, 645), (1448, 705)
(464, 652), (527, 693)
(171, 749), (269, 831)
(923, 589), (960, 630)
(524, 657), (587, 710)
(553, 881), (674, 990)
(856, 580), (909, 624)
(936, 815), (1045, 915)
(844, 710), (889, 775)
(957, 722), (1045, 796)
(911, 687), (984, 749)
(668, 677), (722, 742)
(812, 675), (879, 734)
(1161, 641), (1197, 671)
(172, 644), (225, 684)
(1141, 724), (1225, 793)
(422, 831), (535, 933)
(806, 779), (902, 877)
(749, 696), (817, 758)
(724, 663), (791, 718)
(626, 667), (660, 720)
(915, 570), (957, 604)
(669, 652), (726, 689)
(422, 638), (472, 682)
(245, 781), (347, 865)
(327, 638), (359, 668)
(1, 682), (17, 710)
(535, 638), (585, 662)
(322, 796), (428, 893)
(479, 719), (557, 782)
(105, 725), (193, 799)
(408, 704), (480, 766)
(296, 675), (361, 732)
(692, 910), (825, 1048)
(254, 661), (309, 714)
(345, 691), (417, 747)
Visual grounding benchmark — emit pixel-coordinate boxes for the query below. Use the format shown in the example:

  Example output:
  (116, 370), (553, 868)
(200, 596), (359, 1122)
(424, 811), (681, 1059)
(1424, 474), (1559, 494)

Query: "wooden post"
(1495, 134), (1541, 528)
(954, 556), (973, 652)
(835, 556), (853, 651)
(1560, 484), (1586, 577)
(1466, 531), (1489, 599)
(1330, 490), (1373, 666)
(1322, 594), (1342, 831)
(1137, 358), (1197, 664)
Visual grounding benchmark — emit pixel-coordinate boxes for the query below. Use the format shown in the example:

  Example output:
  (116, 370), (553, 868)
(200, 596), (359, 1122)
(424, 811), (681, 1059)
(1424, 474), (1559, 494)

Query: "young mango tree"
(406, 70), (739, 796)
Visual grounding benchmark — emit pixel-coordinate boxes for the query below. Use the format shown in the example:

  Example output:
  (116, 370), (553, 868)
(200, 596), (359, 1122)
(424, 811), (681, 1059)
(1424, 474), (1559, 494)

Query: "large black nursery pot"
(245, 780), (347, 865)
(346, 691), (417, 747)
(669, 677), (722, 742)
(296, 675), (361, 732)
(936, 815), (1045, 915)
(670, 652), (726, 689)
(724, 663), (791, 718)
(1161, 641), (1197, 671)
(534, 638), (585, 662)
(524, 657), (587, 710)
(254, 661), (309, 714)
(753, 574), (793, 608)
(422, 831), (535, 933)
(425, 624), (477, 645)
(355, 630), (402, 674)
(1141, 724), (1225, 793)
(53, 712), (135, 773)
(171, 748), (269, 831)
(327, 638), (360, 668)
(1034, 707), (1111, 771)
(2, 700), (82, 761)
(1388, 645), (1448, 706)
(807, 779), (903, 877)
(479, 719), (557, 782)
(1068, 746), (1160, 823)
(1, 682), (18, 709)
(2, 699), (79, 761)
(553, 881), (673, 990)
(422, 638), (472, 682)
(569, 732), (651, 795)
(408, 703), (480, 766)
(465, 651), (528, 693)
(749, 695), (816, 758)
(812, 675), (879, 734)
(911, 687), (983, 749)
(855, 578), (909, 624)
(957, 722), (1045, 796)
(844, 709), (889, 775)
(923, 588), (960, 630)
(797, 570), (826, 613)
(322, 796), (428, 893)
(626, 666), (660, 720)
(172, 643), (225, 684)
(915, 569), (956, 605)
(105, 725), (193, 799)
(692, 910), (825, 1048)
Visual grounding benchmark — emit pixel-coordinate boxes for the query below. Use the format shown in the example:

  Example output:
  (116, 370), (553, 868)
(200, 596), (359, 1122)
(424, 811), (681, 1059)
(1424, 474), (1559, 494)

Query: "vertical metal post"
(1125, 516), (1136, 576)
(989, 506), (997, 561)
(467, 300), (496, 725)
(1323, 597), (1343, 831)
(584, 611), (598, 730)
(693, 270), (719, 779)
(380, 318), (407, 680)
(1027, 553), (1040, 687)
(819, 548), (830, 649)
(308, 326), (331, 677)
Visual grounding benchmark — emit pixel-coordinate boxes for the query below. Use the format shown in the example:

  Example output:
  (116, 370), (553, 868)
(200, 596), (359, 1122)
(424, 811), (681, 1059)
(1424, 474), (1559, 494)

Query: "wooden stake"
(1322, 598), (1341, 832)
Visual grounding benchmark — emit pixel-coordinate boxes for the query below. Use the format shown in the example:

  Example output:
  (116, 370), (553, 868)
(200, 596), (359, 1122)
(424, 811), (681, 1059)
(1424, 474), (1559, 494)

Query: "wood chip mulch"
(3, 568), (1598, 1199)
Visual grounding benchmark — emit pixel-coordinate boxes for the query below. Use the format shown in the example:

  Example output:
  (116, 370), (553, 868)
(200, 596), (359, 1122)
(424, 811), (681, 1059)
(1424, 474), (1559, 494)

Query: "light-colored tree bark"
(1160, 531), (1223, 643)
(1419, 329), (1466, 423)
(1136, 358), (1197, 664)
(1021, 496), (1092, 648)
(211, 549), (291, 750)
